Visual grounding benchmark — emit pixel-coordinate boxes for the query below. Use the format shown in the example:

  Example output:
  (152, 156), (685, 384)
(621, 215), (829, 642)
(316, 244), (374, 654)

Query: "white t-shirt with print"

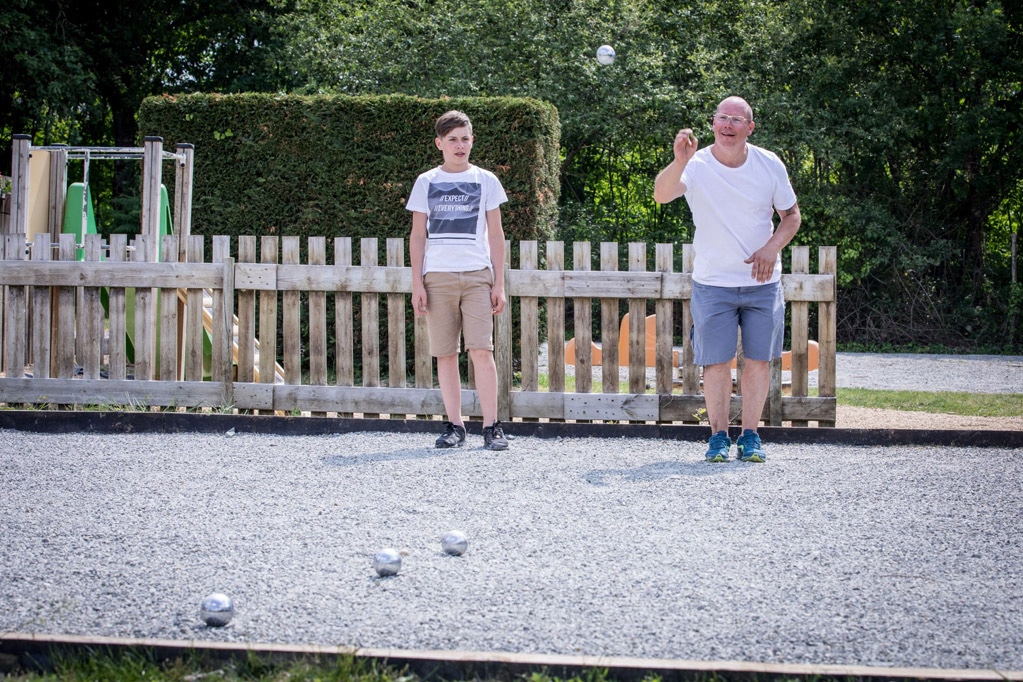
(406, 164), (508, 274)
(682, 144), (797, 287)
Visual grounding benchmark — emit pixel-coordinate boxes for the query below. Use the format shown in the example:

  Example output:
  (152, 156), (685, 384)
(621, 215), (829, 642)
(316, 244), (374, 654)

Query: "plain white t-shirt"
(406, 164), (508, 274)
(681, 144), (797, 287)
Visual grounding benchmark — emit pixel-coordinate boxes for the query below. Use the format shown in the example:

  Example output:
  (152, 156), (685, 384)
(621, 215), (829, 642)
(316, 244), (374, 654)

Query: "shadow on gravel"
(321, 448), (450, 467)
(584, 459), (749, 485)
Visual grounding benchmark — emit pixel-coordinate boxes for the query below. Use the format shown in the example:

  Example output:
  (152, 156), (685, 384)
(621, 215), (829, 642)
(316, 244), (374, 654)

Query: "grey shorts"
(423, 268), (495, 357)
(690, 280), (784, 365)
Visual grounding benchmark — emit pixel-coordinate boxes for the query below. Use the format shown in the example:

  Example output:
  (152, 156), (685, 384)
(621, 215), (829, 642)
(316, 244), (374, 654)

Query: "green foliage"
(138, 92), (558, 376)
(138, 92), (560, 244)
(273, 0), (707, 257)
(0, 0), (96, 152)
(7, 0), (1023, 352)
(733, 0), (1023, 351)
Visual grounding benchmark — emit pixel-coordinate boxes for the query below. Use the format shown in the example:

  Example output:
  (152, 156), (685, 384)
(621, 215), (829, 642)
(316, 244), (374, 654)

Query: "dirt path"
(838, 405), (1023, 431)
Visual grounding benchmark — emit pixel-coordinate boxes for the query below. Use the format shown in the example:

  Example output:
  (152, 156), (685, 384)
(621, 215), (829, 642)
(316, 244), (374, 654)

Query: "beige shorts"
(424, 268), (495, 356)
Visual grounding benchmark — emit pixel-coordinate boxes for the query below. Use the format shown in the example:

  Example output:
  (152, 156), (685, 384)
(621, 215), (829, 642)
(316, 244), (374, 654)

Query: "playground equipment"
(5, 135), (284, 384)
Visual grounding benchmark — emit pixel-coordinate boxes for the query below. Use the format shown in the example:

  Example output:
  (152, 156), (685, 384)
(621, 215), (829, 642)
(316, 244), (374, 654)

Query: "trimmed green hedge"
(137, 93), (560, 248)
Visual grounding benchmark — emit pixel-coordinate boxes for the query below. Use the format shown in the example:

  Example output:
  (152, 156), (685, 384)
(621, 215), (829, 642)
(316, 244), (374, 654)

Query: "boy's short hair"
(435, 110), (473, 138)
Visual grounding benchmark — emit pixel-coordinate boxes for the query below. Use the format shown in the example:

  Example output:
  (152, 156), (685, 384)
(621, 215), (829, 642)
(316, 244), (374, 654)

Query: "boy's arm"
(410, 211), (428, 315)
(486, 207), (506, 314)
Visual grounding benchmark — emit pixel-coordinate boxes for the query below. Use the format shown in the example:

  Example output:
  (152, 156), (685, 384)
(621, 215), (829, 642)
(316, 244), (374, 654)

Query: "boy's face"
(435, 125), (473, 171)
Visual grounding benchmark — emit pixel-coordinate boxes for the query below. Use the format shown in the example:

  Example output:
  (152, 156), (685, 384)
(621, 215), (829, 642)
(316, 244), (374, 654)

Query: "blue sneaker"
(736, 429), (766, 463)
(705, 430), (732, 462)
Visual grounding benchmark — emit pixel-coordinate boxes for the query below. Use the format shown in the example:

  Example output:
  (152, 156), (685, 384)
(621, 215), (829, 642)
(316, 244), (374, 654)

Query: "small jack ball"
(596, 45), (616, 65)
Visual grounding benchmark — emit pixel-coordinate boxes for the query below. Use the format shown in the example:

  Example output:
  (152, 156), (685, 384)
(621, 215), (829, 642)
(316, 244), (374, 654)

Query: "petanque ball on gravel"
(441, 530), (468, 556)
(373, 548), (402, 576)
(200, 592), (235, 627)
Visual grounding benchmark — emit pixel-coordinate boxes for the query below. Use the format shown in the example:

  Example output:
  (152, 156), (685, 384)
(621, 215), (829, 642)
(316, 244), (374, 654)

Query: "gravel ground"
(2, 354), (1022, 672)
(833, 352), (1023, 393)
(1, 427), (1022, 672)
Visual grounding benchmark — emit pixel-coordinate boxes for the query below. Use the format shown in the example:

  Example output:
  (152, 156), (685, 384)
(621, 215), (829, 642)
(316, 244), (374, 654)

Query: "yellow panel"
(27, 149), (51, 237)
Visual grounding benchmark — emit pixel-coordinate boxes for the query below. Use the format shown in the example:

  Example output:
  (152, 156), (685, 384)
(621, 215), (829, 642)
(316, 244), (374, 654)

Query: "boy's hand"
(412, 287), (428, 316)
(491, 285), (506, 315)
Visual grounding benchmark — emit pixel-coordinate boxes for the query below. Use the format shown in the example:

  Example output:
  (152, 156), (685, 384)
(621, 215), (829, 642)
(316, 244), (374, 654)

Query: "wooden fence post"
(141, 137), (163, 263)
(133, 235), (155, 382)
(184, 235), (205, 382)
(386, 238), (406, 393)
(107, 234), (129, 381)
(573, 241), (593, 396)
(211, 236), (231, 384)
(655, 243), (674, 397)
(81, 234), (104, 381)
(818, 246), (838, 427)
(518, 241), (539, 395)
(236, 235), (257, 383)
(309, 236), (328, 417)
(333, 237), (354, 411)
(159, 235), (179, 383)
(546, 241), (566, 396)
(599, 242), (619, 395)
(359, 238), (380, 418)
(48, 145), (67, 242)
(789, 246), (811, 427)
(3, 234), (26, 378)
(174, 143), (194, 264)
(9, 135), (31, 236)
(54, 234), (76, 378)
(680, 244), (699, 396)
(30, 234), (52, 380)
(628, 242), (647, 398)
(259, 235), (279, 388)
(221, 256), (235, 409)
(496, 240), (513, 422)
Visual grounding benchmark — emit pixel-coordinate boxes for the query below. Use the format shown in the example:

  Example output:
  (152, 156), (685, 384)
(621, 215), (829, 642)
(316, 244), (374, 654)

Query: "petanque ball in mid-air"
(596, 44), (616, 65)
(200, 592), (234, 627)
(441, 530), (468, 556)
(373, 548), (402, 576)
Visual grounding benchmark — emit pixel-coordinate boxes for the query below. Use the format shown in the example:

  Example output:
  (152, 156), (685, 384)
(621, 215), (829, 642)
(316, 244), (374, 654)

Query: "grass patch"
(4, 649), (414, 682)
(0, 647), (912, 682)
(836, 388), (1023, 417)
(0, 649), (703, 682)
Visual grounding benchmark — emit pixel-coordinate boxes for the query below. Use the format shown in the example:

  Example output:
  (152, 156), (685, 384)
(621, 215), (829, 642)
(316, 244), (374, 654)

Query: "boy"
(406, 110), (509, 450)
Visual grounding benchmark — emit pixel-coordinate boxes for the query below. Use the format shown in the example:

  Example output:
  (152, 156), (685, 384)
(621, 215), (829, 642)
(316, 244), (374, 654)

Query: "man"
(653, 96), (801, 462)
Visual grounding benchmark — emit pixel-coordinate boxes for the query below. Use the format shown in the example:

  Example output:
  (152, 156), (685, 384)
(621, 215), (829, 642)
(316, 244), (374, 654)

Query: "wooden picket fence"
(0, 234), (837, 426)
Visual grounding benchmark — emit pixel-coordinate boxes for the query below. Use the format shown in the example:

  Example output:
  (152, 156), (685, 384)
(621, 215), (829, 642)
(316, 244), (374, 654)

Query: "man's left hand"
(744, 248), (778, 283)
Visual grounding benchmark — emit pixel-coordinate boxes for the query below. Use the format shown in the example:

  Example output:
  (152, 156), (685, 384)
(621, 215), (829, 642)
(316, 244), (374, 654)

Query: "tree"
(0, 0), (95, 162)
(5, 0), (1022, 349)
(734, 0), (1023, 348)
(275, 0), (713, 245)
(1, 0), (295, 220)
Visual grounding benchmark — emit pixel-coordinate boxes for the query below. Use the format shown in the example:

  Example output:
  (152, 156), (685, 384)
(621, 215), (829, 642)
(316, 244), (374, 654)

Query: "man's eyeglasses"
(713, 114), (750, 126)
